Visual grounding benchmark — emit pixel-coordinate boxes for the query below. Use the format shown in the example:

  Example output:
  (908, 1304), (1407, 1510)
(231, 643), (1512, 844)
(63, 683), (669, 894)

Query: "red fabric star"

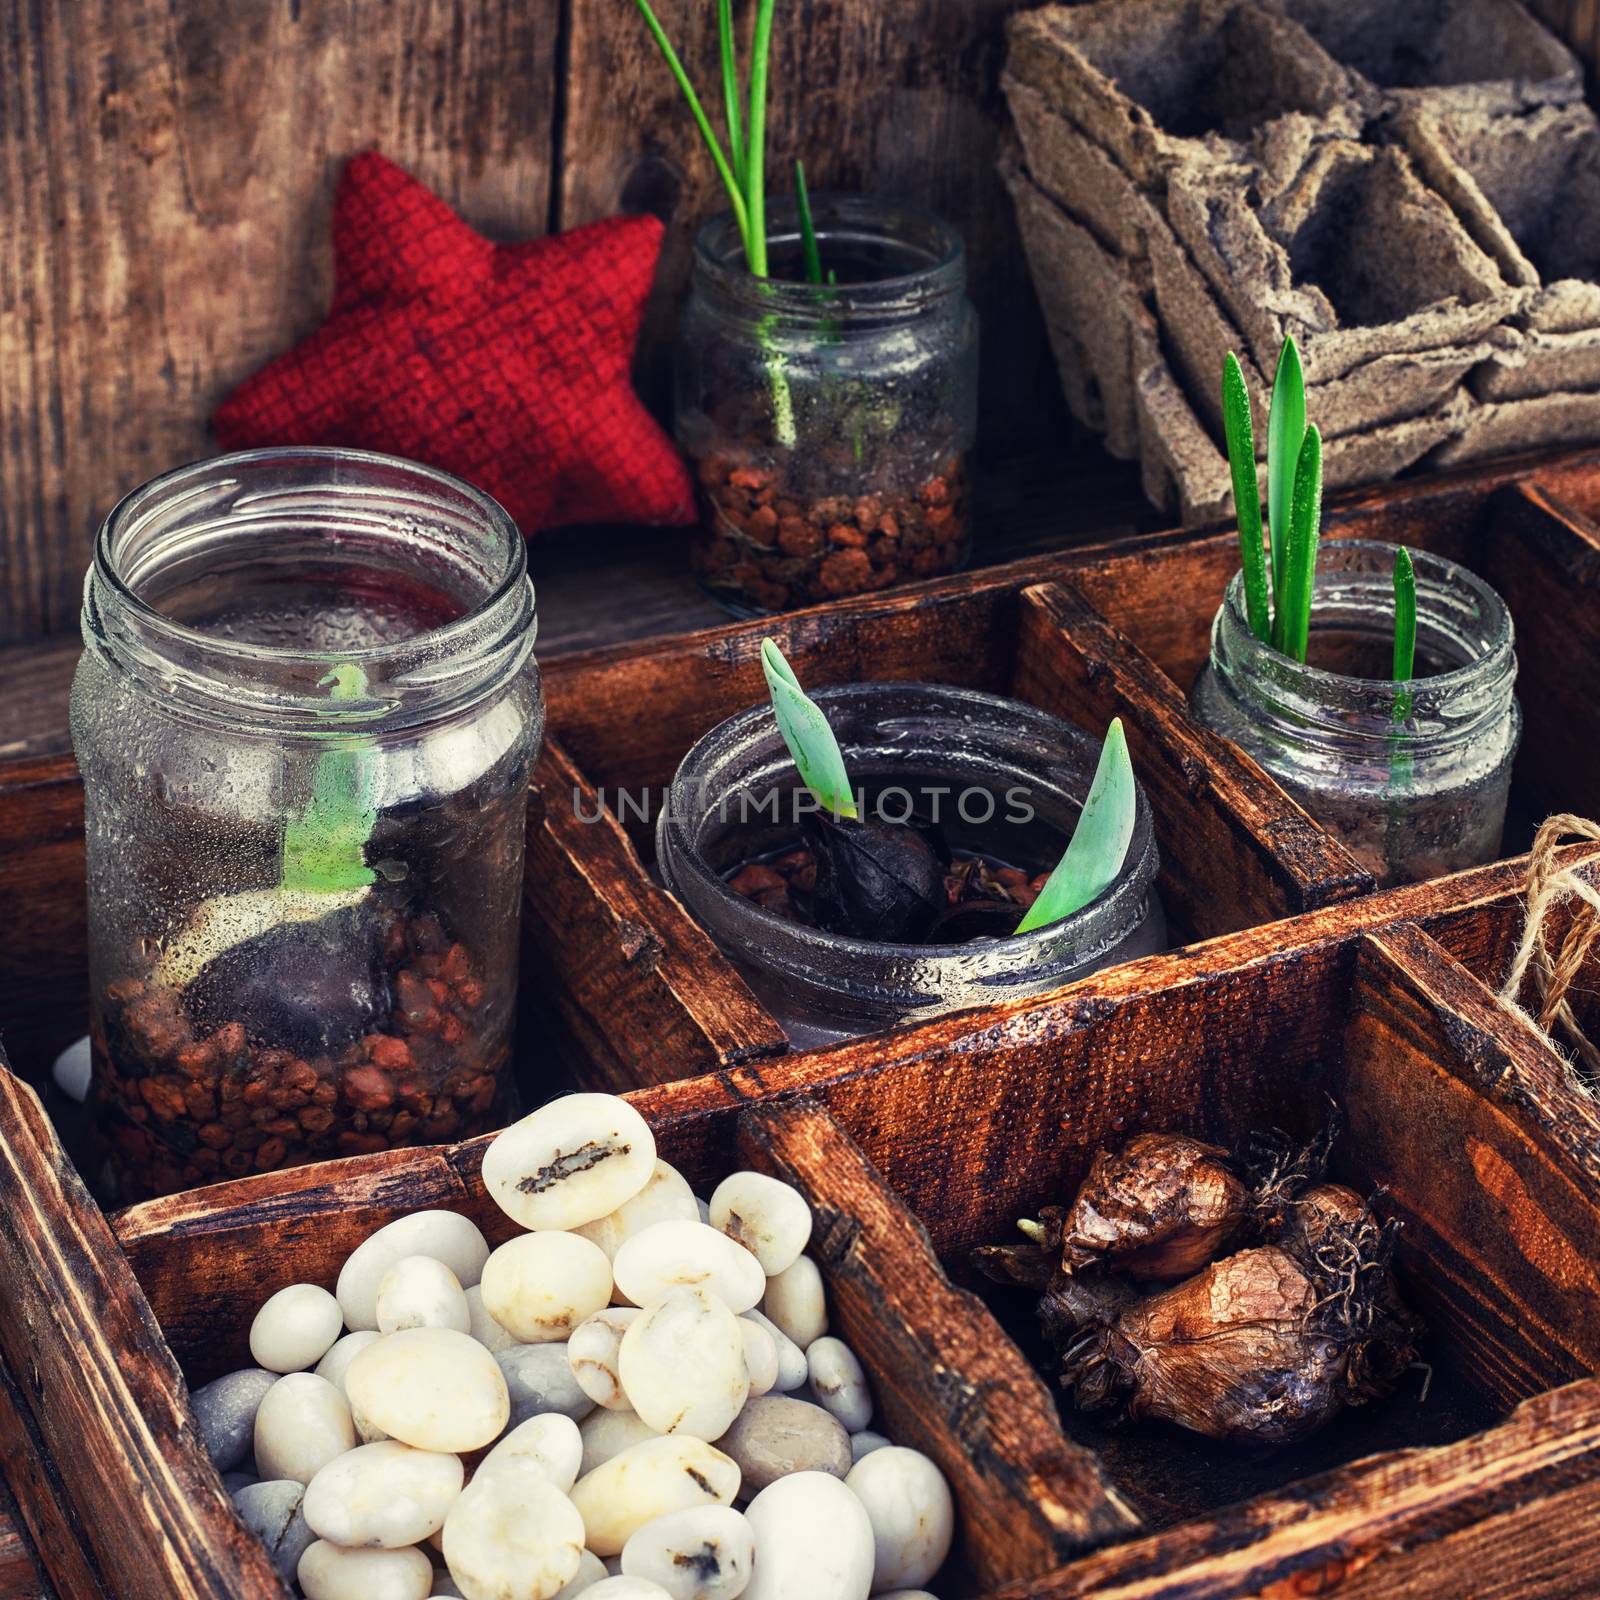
(215, 152), (695, 536)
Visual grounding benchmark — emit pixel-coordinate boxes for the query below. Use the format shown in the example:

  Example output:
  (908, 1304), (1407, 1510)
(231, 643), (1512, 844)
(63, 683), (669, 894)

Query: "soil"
(689, 451), (971, 613)
(90, 901), (507, 1200)
(728, 844), (1048, 938)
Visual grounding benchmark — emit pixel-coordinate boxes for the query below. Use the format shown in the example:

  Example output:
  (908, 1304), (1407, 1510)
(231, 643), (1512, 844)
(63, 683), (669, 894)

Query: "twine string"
(1499, 814), (1600, 1077)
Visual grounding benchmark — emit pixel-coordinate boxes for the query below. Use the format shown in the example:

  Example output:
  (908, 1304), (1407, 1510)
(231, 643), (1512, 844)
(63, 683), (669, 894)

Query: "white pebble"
(51, 1035), (92, 1102)
(580, 1409), (662, 1476)
(303, 1439), (463, 1548)
(479, 1413), (583, 1496)
(849, 1430), (890, 1464)
(298, 1540), (432, 1600)
(337, 1212), (490, 1331)
(845, 1447), (954, 1592)
(345, 1328), (509, 1452)
(740, 1318), (778, 1397)
(570, 1308), (643, 1410)
(619, 1287), (749, 1440)
(442, 1461), (586, 1600)
(481, 1232), (613, 1343)
(233, 1479), (315, 1584)
(742, 1472), (874, 1599)
(571, 1437), (741, 1556)
(741, 1312), (807, 1393)
(376, 1255), (471, 1334)
(620, 1504), (754, 1599)
(553, 1551), (610, 1596)
(613, 1222), (765, 1314)
(497, 1342), (595, 1426)
(191, 1367), (278, 1470)
(314, 1330), (383, 1395)
(575, 1161), (701, 1259)
(465, 1285), (519, 1354)
(760, 1257), (827, 1349)
(248, 1283), (344, 1374)
(585, 1581), (672, 1598)
(806, 1338), (872, 1433)
(253, 1373), (356, 1485)
(482, 1094), (657, 1230)
(708, 1173), (812, 1276)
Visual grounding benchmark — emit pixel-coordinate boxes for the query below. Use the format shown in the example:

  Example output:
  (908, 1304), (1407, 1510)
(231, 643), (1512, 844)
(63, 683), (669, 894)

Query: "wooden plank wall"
(0, 0), (1056, 645)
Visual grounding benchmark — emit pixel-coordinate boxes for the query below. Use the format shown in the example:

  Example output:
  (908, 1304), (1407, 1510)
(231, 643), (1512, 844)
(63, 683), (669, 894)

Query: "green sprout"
(1015, 718), (1137, 936)
(280, 663), (378, 895)
(1392, 545), (1417, 721)
(761, 639), (858, 818)
(1220, 337), (1410, 685)
(795, 159), (824, 286)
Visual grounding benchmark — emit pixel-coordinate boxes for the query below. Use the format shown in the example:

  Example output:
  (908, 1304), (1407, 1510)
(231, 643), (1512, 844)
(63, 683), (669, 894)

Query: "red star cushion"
(214, 151), (695, 535)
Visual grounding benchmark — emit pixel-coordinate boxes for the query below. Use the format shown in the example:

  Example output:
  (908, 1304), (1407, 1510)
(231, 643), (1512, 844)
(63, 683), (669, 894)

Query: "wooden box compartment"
(3, 845), (1598, 1598)
(5, 448), (1599, 1124)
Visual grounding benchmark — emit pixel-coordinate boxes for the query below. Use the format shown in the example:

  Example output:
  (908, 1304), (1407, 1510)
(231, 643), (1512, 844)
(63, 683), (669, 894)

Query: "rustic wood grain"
(1479, 481), (1600, 826)
(0, 1), (558, 644)
(0, 1051), (286, 1599)
(1339, 922), (1600, 1409)
(985, 1377), (1600, 1600)
(1014, 581), (1373, 933)
(557, 0), (1064, 436)
(738, 1095), (1141, 1587)
(522, 735), (785, 1090)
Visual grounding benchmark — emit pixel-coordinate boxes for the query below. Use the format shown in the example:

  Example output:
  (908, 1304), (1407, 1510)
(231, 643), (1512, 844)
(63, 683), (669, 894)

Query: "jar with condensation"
(656, 682), (1165, 1049)
(1190, 539), (1520, 886)
(71, 448), (541, 1199)
(677, 195), (979, 616)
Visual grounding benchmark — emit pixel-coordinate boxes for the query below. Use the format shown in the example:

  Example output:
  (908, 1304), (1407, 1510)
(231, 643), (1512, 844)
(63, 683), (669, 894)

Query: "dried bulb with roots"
(977, 1134), (1253, 1288)
(1052, 1202), (1419, 1448)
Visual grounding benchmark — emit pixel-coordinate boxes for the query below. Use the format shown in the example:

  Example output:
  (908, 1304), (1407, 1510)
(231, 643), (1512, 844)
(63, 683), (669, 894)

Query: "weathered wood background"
(0, 0), (1057, 644)
(2, 0), (1596, 646)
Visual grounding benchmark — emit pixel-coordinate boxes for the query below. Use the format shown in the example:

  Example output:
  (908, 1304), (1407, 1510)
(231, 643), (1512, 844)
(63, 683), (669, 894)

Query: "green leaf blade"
(1015, 718), (1137, 935)
(1392, 544), (1417, 723)
(744, 0), (778, 277)
(1221, 352), (1271, 645)
(761, 638), (858, 818)
(795, 160), (824, 286)
(280, 664), (378, 896)
(629, 0), (752, 262)
(1278, 424), (1323, 664)
(718, 0), (747, 194)
(1267, 336), (1306, 621)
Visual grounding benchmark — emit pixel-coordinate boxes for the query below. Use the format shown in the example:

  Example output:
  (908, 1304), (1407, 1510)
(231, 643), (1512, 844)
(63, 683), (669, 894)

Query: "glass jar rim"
(692, 193), (967, 322)
(657, 679), (1160, 969)
(84, 447), (536, 733)
(1219, 538), (1516, 697)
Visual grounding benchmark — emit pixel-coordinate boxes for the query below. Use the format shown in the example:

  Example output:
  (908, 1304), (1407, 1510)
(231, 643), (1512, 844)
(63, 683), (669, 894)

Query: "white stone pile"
(190, 1092), (955, 1600)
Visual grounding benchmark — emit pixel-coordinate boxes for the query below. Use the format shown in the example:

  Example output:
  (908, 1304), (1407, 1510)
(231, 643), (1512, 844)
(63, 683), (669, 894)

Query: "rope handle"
(1499, 814), (1600, 1077)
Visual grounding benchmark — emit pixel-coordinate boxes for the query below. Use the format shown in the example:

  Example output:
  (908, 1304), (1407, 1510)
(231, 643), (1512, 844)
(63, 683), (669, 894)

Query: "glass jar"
(1191, 539), (1520, 887)
(72, 448), (542, 1200)
(656, 682), (1165, 1049)
(677, 195), (979, 616)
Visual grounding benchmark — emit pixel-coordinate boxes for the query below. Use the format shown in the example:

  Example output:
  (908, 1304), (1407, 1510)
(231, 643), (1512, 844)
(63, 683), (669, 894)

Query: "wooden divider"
(521, 737), (784, 1092)
(0, 1054), (286, 1599)
(738, 1096), (1139, 1591)
(1479, 481), (1600, 824)
(1013, 582), (1373, 933)
(1339, 922), (1600, 1408)
(989, 1377), (1600, 1600)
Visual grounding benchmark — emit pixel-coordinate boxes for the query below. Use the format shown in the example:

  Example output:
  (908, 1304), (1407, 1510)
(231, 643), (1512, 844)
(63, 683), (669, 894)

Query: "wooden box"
(1, 841), (1597, 1597)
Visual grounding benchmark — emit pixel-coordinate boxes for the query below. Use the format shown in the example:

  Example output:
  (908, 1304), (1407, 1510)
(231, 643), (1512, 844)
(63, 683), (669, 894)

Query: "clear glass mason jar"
(1191, 540), (1520, 887)
(656, 682), (1165, 1049)
(71, 448), (542, 1200)
(677, 195), (979, 616)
